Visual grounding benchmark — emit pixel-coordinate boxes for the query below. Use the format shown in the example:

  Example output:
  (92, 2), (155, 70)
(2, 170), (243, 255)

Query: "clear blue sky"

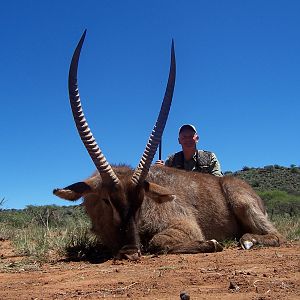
(1, 1), (299, 209)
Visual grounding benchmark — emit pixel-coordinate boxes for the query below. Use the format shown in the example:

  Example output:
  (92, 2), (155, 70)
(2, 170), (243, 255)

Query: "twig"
(98, 282), (138, 293)
(78, 282), (139, 298)
(253, 279), (263, 287)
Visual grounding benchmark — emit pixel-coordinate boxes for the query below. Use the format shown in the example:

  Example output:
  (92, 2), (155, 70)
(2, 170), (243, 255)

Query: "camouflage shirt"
(165, 150), (223, 177)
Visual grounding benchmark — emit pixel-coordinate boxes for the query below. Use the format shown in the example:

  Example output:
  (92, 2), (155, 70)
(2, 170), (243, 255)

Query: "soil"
(0, 240), (299, 300)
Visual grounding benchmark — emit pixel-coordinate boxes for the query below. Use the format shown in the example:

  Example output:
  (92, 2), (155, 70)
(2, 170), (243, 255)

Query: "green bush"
(242, 166), (251, 171)
(258, 190), (300, 217)
(264, 165), (275, 170)
(291, 167), (300, 174)
(234, 165), (300, 194)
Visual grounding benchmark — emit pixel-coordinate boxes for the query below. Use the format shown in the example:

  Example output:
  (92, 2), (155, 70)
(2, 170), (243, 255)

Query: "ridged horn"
(68, 30), (120, 185)
(131, 40), (176, 185)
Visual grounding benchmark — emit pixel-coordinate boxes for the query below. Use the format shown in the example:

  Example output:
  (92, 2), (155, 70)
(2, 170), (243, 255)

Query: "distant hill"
(225, 165), (300, 194)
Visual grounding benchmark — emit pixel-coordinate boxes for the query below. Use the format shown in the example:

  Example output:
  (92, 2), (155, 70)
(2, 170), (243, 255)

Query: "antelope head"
(53, 30), (176, 259)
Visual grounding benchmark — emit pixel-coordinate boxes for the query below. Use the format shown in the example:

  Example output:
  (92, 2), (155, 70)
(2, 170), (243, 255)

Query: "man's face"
(178, 129), (199, 149)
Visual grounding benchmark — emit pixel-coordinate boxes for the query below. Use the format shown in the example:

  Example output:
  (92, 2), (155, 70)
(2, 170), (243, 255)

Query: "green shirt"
(165, 150), (223, 177)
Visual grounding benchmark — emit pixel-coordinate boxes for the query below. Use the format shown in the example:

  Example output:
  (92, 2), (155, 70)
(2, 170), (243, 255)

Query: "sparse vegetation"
(272, 215), (300, 241)
(0, 205), (96, 261)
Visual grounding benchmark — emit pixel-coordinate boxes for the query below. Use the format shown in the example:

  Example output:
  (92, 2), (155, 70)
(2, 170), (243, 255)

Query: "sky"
(1, 1), (299, 209)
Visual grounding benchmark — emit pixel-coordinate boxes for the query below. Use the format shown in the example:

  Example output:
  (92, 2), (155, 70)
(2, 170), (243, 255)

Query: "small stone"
(180, 291), (190, 300)
(229, 281), (240, 291)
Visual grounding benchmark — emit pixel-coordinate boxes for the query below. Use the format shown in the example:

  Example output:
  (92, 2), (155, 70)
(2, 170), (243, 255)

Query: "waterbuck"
(54, 31), (284, 260)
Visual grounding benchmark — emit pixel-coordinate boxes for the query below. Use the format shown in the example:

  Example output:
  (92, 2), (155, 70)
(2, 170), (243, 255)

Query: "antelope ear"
(53, 182), (91, 201)
(144, 181), (176, 203)
(53, 175), (102, 201)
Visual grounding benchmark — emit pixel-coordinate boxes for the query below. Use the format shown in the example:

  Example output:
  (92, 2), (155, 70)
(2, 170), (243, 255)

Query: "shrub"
(224, 171), (233, 175)
(291, 167), (300, 174)
(258, 190), (300, 217)
(242, 166), (250, 171)
(264, 165), (275, 171)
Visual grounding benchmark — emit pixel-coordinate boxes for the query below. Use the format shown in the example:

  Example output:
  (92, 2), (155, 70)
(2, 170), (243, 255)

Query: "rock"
(180, 291), (190, 300)
(229, 281), (240, 291)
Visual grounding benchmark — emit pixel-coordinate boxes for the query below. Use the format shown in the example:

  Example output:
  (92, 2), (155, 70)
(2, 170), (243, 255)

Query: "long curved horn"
(68, 30), (120, 185)
(131, 40), (176, 185)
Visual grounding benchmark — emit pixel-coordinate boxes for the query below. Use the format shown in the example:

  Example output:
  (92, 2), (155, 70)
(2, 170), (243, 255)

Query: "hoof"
(116, 246), (141, 261)
(241, 240), (254, 250)
(210, 239), (223, 252)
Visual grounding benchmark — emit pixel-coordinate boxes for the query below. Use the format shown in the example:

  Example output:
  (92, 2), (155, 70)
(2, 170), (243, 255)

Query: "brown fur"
(53, 165), (284, 258)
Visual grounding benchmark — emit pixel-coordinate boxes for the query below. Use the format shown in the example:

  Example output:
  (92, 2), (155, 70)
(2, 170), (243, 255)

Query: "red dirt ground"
(0, 240), (299, 300)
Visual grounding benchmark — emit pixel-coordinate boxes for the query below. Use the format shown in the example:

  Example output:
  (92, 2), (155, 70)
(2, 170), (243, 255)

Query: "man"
(156, 124), (223, 176)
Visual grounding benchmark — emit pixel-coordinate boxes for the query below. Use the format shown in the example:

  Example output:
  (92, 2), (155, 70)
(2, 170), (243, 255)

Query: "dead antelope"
(54, 31), (284, 260)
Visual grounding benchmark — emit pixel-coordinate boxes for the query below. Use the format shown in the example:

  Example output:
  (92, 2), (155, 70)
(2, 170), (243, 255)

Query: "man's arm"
(164, 155), (173, 167)
(210, 153), (223, 177)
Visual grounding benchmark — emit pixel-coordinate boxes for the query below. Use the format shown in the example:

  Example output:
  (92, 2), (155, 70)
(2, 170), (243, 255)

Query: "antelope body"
(54, 31), (283, 260)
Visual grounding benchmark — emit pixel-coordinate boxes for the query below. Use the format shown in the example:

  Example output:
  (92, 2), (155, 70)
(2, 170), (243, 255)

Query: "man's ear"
(144, 181), (176, 203)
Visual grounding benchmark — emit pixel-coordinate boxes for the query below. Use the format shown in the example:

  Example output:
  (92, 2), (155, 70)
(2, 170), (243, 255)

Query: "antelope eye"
(102, 198), (110, 205)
